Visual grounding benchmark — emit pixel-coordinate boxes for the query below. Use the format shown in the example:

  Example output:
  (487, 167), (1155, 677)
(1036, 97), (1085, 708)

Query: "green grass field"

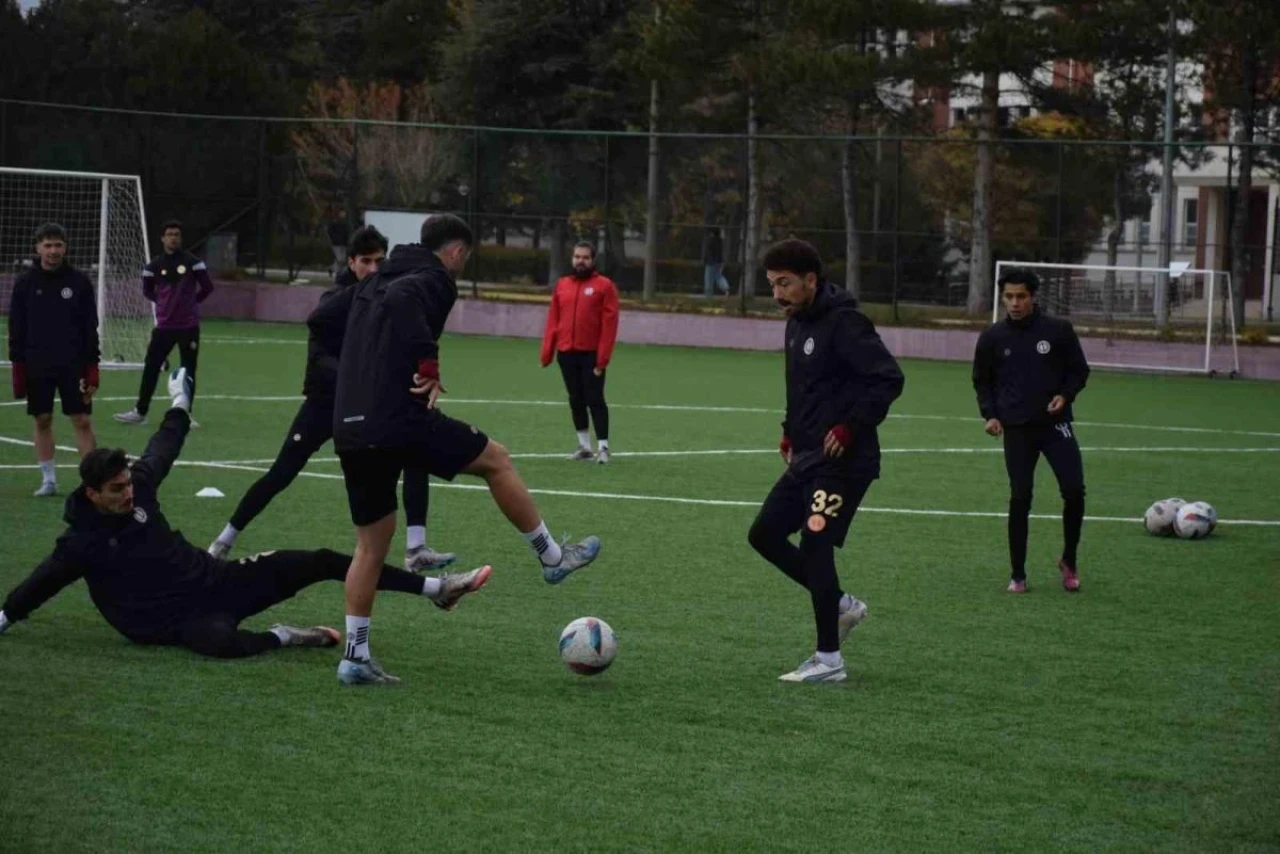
(1, 321), (1277, 853)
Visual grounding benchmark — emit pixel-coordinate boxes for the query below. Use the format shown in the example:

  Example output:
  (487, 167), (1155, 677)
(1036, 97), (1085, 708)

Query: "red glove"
(828, 424), (853, 449)
(81, 363), (100, 390)
(416, 359), (440, 381)
(12, 362), (26, 400)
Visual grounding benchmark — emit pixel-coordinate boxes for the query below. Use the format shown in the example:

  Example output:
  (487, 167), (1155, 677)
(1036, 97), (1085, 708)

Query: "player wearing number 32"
(747, 239), (905, 684)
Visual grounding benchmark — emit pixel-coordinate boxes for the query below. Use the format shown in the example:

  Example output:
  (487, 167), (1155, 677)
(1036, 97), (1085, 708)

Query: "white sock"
(344, 615), (371, 661)
(217, 523), (240, 546)
(576, 430), (590, 449)
(0, 610), (10, 634)
(38, 459), (56, 484)
(838, 593), (854, 613)
(269, 625), (292, 645)
(173, 391), (191, 412)
(406, 525), (427, 550)
(598, 439), (609, 451)
(421, 576), (443, 598)
(815, 650), (843, 667)
(523, 521), (563, 566)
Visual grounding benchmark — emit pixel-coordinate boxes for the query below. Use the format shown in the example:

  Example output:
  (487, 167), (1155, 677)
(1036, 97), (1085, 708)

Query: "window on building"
(951, 108), (966, 127)
(1137, 209), (1152, 245)
(1183, 198), (1198, 248)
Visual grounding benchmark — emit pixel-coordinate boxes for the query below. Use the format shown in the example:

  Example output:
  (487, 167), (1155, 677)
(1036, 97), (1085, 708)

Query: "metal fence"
(2, 99), (1276, 319)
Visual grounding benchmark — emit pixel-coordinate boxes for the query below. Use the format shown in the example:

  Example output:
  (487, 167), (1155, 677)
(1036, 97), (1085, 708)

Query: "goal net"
(992, 261), (1241, 377)
(0, 168), (153, 367)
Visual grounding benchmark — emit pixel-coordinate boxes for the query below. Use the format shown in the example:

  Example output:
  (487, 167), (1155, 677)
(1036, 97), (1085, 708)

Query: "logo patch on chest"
(60, 287), (72, 300)
(177, 264), (187, 275)
(133, 507), (148, 524)
(584, 286), (594, 296)
(803, 337), (815, 356)
(1003, 348), (1011, 357)
(1036, 340), (1051, 355)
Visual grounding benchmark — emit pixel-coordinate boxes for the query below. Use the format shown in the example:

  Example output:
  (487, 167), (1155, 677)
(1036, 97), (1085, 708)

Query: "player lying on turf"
(0, 369), (490, 659)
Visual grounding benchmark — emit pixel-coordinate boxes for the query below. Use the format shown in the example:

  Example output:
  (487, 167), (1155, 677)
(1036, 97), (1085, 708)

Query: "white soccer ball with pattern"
(1143, 497), (1185, 536)
(1174, 501), (1217, 540)
(558, 617), (617, 676)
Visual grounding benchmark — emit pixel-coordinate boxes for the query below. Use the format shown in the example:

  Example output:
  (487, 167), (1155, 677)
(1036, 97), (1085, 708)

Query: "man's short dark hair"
(998, 268), (1041, 294)
(573, 240), (596, 259)
(420, 214), (473, 251)
(160, 220), (183, 234)
(80, 448), (130, 490)
(348, 225), (388, 258)
(762, 238), (823, 278)
(34, 222), (67, 244)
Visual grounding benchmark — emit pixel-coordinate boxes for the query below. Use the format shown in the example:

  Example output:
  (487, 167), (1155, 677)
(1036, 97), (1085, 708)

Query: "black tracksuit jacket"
(972, 309), (1090, 426)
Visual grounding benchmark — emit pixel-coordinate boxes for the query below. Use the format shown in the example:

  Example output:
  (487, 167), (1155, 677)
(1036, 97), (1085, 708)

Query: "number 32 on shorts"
(810, 490), (844, 517)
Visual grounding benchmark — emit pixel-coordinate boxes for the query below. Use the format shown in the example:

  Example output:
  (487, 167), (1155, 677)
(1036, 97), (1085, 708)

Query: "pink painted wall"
(202, 280), (1279, 379)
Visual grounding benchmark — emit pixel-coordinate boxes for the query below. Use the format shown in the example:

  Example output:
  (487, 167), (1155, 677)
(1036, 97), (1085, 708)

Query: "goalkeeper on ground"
(0, 369), (490, 659)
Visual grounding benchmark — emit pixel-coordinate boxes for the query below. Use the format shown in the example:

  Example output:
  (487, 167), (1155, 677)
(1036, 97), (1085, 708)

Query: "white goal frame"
(992, 260), (1241, 377)
(1, 166), (154, 369)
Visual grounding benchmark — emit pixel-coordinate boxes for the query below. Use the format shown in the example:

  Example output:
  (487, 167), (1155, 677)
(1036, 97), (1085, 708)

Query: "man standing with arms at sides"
(972, 269), (1090, 594)
(327, 213), (601, 686)
(115, 220), (213, 426)
(747, 239), (904, 684)
(540, 241), (620, 463)
(207, 226), (456, 572)
(0, 368), (489, 660)
(8, 223), (100, 496)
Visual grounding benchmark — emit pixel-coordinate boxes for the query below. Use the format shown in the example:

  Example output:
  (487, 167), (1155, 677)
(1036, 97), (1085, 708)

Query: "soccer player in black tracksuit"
(747, 239), (905, 684)
(8, 222), (100, 497)
(325, 213), (600, 686)
(207, 227), (455, 573)
(0, 369), (488, 659)
(972, 268), (1090, 594)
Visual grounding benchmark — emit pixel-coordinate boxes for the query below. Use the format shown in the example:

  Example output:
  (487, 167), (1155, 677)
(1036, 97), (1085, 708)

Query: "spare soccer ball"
(558, 617), (617, 676)
(1174, 501), (1217, 540)
(1143, 497), (1186, 536)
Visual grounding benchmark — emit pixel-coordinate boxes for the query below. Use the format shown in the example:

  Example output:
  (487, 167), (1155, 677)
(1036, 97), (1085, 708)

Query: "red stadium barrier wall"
(202, 280), (1280, 379)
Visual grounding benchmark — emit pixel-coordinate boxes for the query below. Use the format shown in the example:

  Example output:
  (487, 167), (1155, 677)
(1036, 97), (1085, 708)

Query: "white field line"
(0, 391), (1276, 441)
(2, 436), (1277, 526)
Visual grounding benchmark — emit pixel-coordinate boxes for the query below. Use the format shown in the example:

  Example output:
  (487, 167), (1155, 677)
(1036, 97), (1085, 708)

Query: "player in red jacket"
(540, 241), (620, 463)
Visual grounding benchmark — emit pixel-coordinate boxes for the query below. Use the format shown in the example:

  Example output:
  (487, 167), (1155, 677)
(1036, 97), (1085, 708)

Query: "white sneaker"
(837, 597), (868, 646)
(428, 565), (493, 611)
(208, 539), (232, 560)
(778, 656), (847, 683)
(569, 447), (594, 461)
(595, 448), (611, 465)
(168, 368), (193, 412)
(405, 546), (457, 572)
(33, 481), (58, 498)
(113, 408), (146, 425)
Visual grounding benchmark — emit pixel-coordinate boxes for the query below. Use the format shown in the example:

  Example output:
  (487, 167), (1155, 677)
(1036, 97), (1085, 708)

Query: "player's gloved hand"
(779, 435), (793, 465)
(0, 610), (11, 635)
(12, 362), (26, 400)
(984, 418), (1003, 437)
(410, 359), (447, 409)
(80, 363), (100, 403)
(823, 425), (852, 459)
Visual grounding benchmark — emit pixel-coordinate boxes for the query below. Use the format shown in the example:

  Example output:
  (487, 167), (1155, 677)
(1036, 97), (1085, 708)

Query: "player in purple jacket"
(115, 220), (214, 426)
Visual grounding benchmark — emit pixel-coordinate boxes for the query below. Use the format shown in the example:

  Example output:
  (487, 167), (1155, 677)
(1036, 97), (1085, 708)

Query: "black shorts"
(753, 468), (874, 549)
(338, 414), (489, 527)
(27, 365), (91, 417)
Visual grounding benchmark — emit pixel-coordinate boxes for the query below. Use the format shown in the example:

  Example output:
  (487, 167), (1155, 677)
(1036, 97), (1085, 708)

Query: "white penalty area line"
(2, 441), (1277, 527)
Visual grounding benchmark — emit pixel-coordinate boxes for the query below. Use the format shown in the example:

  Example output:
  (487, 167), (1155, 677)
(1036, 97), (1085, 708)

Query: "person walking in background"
(704, 227), (729, 296)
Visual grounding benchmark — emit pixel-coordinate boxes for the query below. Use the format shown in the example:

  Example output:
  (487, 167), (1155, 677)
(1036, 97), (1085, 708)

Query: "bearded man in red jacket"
(540, 241), (620, 464)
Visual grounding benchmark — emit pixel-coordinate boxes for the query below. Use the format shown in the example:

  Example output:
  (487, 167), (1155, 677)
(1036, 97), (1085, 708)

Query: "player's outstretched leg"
(461, 439), (600, 584)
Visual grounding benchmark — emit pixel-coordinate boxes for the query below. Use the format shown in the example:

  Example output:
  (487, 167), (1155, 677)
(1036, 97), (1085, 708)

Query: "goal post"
(991, 260), (1241, 377)
(0, 167), (154, 368)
